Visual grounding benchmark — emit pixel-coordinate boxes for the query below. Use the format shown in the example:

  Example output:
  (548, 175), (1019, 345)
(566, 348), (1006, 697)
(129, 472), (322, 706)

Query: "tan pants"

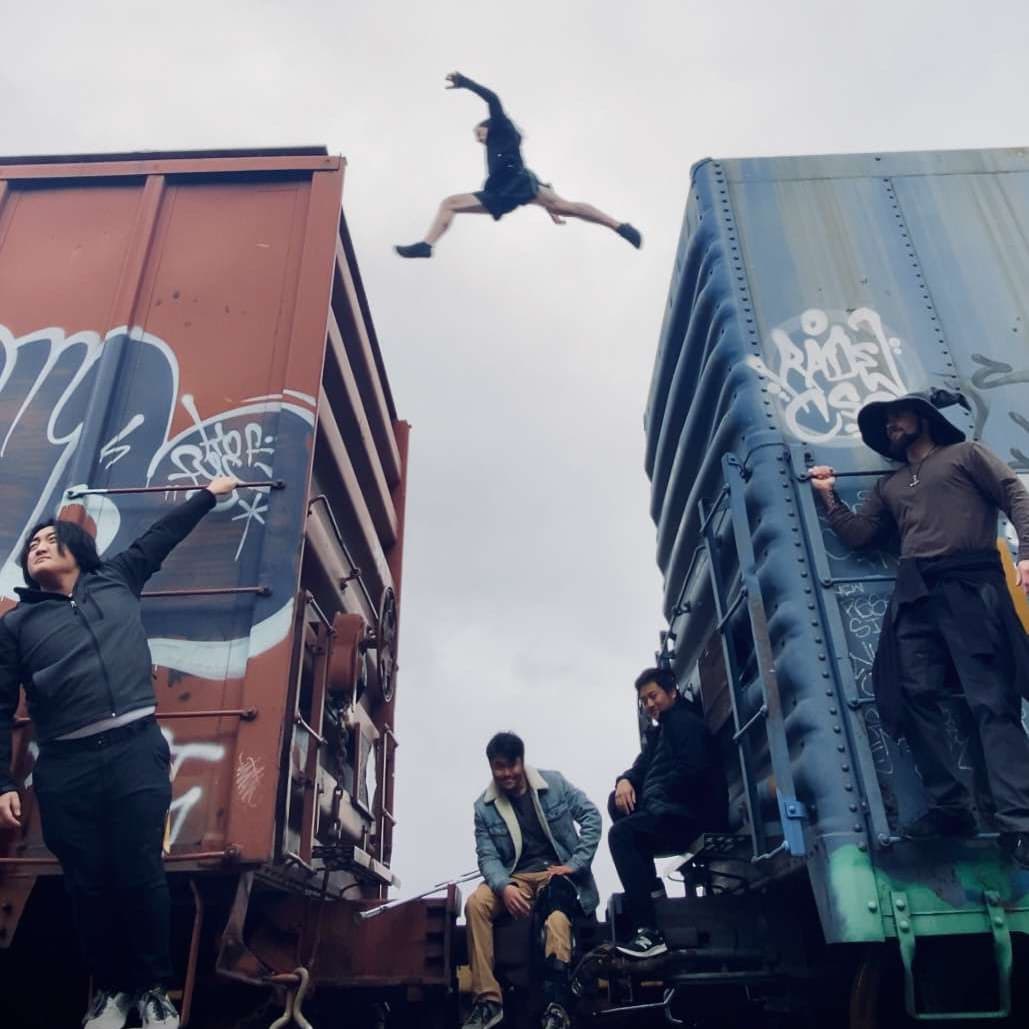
(465, 871), (573, 1004)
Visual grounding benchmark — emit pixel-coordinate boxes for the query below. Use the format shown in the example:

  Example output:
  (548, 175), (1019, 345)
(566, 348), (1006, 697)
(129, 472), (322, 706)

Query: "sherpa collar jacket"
(473, 765), (602, 915)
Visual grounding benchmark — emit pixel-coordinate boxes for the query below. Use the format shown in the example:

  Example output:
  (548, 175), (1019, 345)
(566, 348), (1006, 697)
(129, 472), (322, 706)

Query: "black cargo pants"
(33, 716), (173, 991)
(896, 593), (1029, 833)
(607, 792), (697, 932)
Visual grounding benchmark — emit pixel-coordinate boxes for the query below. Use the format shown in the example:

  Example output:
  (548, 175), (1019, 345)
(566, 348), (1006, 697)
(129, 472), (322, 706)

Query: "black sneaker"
(83, 989), (133, 1029)
(541, 1002), (571, 1029)
(137, 988), (179, 1028)
(616, 223), (642, 249)
(900, 809), (977, 840)
(462, 999), (504, 1029)
(616, 926), (668, 959)
(395, 242), (433, 259)
(999, 832), (1029, 869)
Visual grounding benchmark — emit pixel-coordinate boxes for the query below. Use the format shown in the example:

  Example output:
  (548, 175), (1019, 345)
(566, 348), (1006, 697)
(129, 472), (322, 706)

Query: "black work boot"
(900, 809), (977, 840)
(999, 832), (1029, 869)
(394, 241), (433, 258)
(616, 223), (642, 249)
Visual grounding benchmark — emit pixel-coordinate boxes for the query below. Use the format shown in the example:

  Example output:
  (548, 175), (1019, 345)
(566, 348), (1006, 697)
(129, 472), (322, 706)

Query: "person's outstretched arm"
(446, 71), (506, 121)
(106, 475), (240, 595)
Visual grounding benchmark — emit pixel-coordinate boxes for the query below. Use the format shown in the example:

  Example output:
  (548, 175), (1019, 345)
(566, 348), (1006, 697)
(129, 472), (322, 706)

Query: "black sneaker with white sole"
(616, 927), (668, 959)
(541, 1002), (571, 1029)
(462, 999), (504, 1029)
(137, 987), (179, 1029)
(83, 989), (133, 1029)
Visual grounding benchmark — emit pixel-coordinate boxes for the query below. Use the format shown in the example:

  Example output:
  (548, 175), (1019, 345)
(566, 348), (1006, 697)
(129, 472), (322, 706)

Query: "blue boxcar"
(644, 147), (1029, 1020)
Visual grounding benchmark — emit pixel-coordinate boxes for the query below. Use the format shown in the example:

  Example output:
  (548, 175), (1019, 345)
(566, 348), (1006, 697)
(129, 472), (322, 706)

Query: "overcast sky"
(3, 0), (1029, 903)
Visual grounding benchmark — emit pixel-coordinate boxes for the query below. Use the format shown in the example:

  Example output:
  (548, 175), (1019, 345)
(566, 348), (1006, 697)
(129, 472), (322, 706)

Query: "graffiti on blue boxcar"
(746, 307), (920, 445)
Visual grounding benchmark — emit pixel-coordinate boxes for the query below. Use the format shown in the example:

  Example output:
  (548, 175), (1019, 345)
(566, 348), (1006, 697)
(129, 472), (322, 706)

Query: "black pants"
(33, 717), (173, 991)
(896, 594), (1029, 833)
(607, 792), (697, 933)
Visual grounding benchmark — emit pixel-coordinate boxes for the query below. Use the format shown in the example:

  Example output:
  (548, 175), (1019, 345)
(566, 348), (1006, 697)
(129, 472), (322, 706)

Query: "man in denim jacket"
(464, 732), (601, 1029)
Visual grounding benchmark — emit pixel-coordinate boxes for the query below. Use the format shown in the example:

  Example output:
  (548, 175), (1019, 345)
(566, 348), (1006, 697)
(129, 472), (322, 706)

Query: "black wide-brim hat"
(857, 387), (970, 459)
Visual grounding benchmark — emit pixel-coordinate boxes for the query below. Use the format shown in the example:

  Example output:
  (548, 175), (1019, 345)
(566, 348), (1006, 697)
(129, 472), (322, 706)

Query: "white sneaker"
(137, 987), (180, 1028)
(83, 989), (133, 1029)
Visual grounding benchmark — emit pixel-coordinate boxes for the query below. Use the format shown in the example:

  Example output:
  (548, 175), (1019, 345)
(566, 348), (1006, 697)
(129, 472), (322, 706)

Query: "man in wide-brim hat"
(809, 388), (1029, 868)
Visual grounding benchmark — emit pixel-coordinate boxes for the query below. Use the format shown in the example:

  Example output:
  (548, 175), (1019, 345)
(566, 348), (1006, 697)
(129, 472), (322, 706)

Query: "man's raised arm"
(446, 71), (506, 122)
(106, 475), (240, 595)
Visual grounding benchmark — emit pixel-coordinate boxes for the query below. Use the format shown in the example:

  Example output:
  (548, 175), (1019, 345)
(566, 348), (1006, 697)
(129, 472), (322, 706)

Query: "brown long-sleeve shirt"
(826, 441), (1029, 561)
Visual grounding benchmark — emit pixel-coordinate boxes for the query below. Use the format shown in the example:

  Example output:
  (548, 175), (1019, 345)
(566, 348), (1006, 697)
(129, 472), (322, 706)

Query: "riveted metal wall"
(646, 147), (1029, 946)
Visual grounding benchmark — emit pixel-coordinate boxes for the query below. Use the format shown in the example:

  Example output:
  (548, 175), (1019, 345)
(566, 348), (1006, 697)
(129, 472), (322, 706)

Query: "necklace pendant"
(909, 475), (919, 487)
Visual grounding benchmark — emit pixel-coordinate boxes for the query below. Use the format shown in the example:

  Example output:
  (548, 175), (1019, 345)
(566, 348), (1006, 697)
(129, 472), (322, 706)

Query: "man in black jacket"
(0, 476), (237, 1029)
(609, 667), (728, 958)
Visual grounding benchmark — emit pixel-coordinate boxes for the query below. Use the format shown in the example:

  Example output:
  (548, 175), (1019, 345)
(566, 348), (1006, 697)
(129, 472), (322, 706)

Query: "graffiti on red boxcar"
(0, 323), (315, 680)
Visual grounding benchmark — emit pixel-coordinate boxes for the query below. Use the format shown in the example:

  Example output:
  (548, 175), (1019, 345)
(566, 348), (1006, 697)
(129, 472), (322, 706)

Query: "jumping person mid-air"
(395, 72), (642, 259)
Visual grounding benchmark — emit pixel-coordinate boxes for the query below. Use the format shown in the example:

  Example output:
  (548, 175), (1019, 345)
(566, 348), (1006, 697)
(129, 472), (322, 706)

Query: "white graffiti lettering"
(161, 727), (227, 847)
(235, 752), (265, 808)
(746, 307), (915, 444)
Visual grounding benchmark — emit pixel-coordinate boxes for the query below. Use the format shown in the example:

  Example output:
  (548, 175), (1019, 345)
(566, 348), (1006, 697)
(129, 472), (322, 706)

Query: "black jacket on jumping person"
(619, 698), (729, 830)
(453, 73), (526, 188)
(0, 489), (217, 793)
(452, 73), (542, 221)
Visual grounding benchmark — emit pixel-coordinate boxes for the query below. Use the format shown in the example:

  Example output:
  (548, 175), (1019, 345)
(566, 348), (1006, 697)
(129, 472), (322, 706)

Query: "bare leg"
(424, 192), (489, 245)
(533, 186), (621, 231)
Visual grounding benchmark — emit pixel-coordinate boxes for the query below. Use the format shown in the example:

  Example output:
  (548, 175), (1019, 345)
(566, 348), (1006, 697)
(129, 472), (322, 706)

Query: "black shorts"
(476, 169), (542, 221)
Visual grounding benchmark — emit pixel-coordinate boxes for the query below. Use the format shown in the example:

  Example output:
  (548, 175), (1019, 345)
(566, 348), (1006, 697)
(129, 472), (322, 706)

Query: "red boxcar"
(0, 149), (455, 1027)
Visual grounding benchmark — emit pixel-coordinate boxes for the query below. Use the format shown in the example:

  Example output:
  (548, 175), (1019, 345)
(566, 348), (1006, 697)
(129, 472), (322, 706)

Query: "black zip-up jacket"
(619, 698), (729, 830)
(0, 490), (217, 793)
(453, 74), (526, 188)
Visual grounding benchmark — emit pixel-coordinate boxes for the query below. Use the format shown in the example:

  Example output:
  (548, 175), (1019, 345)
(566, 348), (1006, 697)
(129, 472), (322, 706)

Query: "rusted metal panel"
(0, 150), (343, 179)
(0, 150), (409, 912)
(225, 887), (459, 989)
(332, 242), (401, 485)
(324, 314), (398, 545)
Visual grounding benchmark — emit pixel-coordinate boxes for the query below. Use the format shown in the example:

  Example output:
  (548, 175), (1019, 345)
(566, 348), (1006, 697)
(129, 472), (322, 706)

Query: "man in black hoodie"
(608, 667), (728, 958)
(0, 475), (237, 1029)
